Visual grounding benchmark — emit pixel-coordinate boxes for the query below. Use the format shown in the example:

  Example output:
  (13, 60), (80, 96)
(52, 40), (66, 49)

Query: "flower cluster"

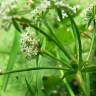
(0, 0), (17, 19)
(54, 1), (80, 21)
(55, 1), (80, 13)
(31, 0), (50, 19)
(20, 28), (40, 59)
(0, 0), (17, 30)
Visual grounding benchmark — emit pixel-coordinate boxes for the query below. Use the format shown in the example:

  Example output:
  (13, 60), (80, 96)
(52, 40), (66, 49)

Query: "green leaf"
(85, 73), (90, 96)
(12, 18), (22, 33)
(41, 51), (72, 69)
(55, 25), (74, 44)
(2, 30), (20, 91)
(82, 65), (96, 72)
(25, 77), (36, 96)
(55, 47), (75, 96)
(43, 20), (73, 60)
(63, 7), (82, 66)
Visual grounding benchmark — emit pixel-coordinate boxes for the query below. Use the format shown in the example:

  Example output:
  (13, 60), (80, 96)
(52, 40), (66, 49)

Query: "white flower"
(31, 0), (50, 19)
(0, 0), (17, 29)
(20, 29), (39, 59)
(0, 0), (17, 17)
(55, 1), (80, 21)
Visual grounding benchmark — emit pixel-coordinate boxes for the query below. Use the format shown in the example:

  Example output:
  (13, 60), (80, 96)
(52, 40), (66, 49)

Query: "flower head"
(20, 29), (40, 59)
(0, 0), (17, 29)
(55, 1), (80, 21)
(0, 0), (17, 17)
(31, 0), (50, 19)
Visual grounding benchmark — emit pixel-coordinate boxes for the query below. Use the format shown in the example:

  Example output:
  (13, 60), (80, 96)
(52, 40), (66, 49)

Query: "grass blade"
(12, 18), (22, 33)
(69, 16), (82, 64)
(2, 30), (20, 91)
(25, 77), (36, 96)
(40, 51), (72, 69)
(57, 6), (82, 67)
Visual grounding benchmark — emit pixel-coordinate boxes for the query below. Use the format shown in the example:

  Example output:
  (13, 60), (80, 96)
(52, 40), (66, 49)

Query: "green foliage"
(0, 0), (96, 96)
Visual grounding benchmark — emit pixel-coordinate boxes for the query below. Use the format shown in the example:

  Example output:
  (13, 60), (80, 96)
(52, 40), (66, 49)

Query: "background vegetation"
(0, 0), (96, 96)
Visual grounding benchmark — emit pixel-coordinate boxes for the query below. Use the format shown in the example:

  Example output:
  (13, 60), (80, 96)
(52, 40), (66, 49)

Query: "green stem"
(84, 21), (96, 96)
(86, 21), (96, 61)
(55, 48), (75, 96)
(63, 79), (75, 96)
(61, 6), (82, 67)
(69, 15), (82, 65)
(15, 17), (73, 61)
(0, 67), (73, 76)
(40, 51), (72, 69)
(44, 20), (73, 60)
